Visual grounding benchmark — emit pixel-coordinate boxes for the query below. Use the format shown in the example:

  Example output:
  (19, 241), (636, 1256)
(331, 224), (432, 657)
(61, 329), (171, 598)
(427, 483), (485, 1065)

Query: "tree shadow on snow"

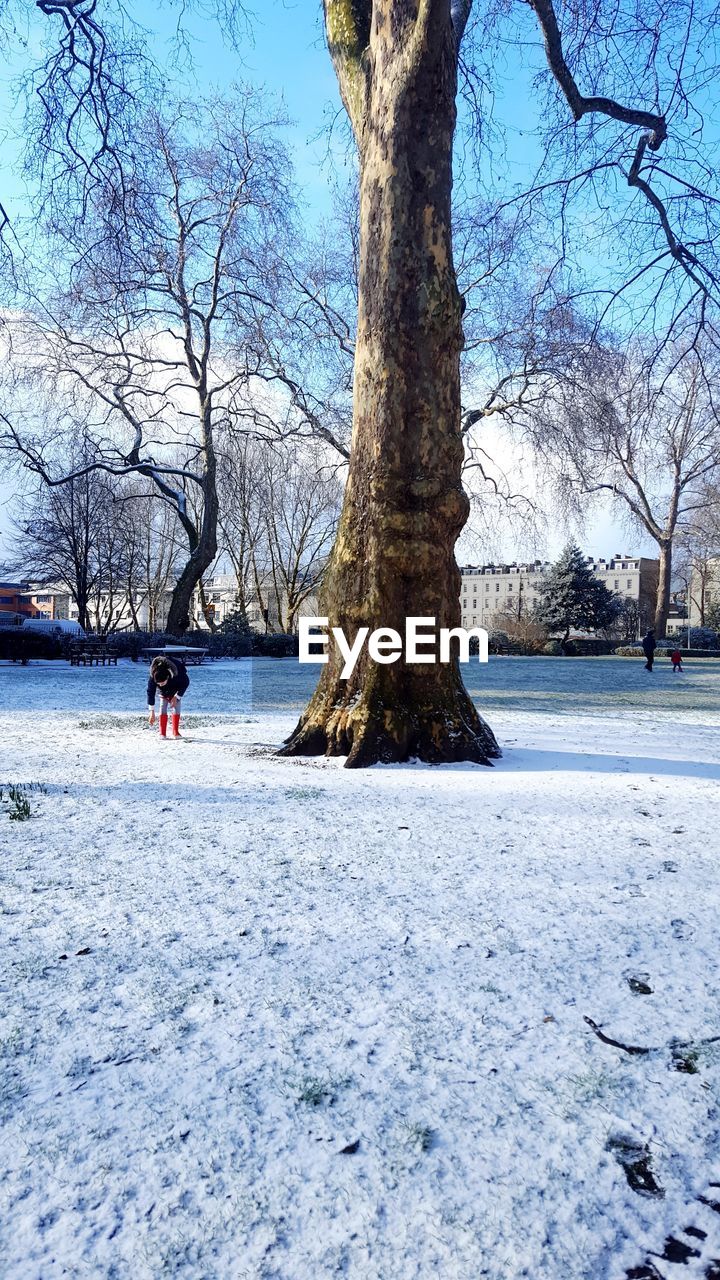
(497, 747), (720, 780)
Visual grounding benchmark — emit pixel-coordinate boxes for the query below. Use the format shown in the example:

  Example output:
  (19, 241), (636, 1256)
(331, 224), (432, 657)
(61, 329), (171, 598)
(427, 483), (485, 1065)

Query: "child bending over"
(147, 655), (190, 738)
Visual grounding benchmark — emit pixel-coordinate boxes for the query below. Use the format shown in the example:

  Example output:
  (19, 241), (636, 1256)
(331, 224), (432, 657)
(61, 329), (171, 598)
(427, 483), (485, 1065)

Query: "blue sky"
(0, 1), (342, 226)
(0, 1), (653, 560)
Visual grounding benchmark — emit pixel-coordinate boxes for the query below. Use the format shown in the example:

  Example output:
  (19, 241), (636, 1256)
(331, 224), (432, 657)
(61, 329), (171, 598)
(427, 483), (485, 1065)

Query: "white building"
(688, 557), (720, 628)
(459, 554), (659, 634)
(30, 552), (660, 638)
(37, 586), (169, 632)
(41, 574), (319, 635)
(195, 573), (260, 629)
(199, 573), (319, 633)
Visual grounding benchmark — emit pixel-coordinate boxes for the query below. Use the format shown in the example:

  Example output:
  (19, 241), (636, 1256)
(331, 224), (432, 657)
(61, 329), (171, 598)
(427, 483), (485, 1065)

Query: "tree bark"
(165, 399), (219, 634)
(126, 576), (141, 631)
(282, 1), (499, 768)
(165, 475), (218, 634)
(654, 540), (672, 637)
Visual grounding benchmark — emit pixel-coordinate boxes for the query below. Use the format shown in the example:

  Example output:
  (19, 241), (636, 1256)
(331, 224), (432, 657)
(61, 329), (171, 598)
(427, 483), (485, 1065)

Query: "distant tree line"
(5, 437), (341, 636)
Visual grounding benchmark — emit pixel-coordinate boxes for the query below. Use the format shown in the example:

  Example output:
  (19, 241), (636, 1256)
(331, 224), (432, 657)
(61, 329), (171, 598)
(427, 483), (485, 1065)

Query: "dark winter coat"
(147, 657), (190, 706)
(641, 633), (656, 658)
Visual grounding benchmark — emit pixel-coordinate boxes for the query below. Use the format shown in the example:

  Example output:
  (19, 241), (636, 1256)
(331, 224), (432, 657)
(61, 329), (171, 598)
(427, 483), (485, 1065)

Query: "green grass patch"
(0, 782), (47, 822)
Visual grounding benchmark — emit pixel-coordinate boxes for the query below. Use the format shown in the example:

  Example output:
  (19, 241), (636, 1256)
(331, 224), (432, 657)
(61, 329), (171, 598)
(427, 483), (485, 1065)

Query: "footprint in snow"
(671, 919), (694, 940)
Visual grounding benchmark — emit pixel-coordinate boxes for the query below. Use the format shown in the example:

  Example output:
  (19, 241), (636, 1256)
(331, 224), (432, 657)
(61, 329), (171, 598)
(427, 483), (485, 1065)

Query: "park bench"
(69, 637), (119, 667)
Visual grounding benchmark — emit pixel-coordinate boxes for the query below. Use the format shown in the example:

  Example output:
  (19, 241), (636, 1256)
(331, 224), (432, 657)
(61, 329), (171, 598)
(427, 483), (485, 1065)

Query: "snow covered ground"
(1, 656), (720, 1280)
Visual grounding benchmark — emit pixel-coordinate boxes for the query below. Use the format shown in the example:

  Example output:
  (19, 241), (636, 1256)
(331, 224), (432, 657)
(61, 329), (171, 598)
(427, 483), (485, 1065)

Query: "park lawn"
(1, 666), (720, 1278)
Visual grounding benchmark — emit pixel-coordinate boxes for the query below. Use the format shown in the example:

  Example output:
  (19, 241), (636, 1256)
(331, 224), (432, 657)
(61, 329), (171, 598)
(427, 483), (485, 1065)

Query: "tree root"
(279, 705), (501, 768)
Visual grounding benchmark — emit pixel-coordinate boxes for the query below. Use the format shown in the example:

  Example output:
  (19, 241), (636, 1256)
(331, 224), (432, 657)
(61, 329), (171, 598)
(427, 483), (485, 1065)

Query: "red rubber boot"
(159, 713), (168, 738)
(171, 712), (181, 739)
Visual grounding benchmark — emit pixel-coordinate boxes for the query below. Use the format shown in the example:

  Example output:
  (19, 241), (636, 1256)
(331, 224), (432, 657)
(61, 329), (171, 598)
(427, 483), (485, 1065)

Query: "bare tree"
(258, 175), (568, 542)
(609, 598), (643, 645)
(533, 340), (720, 636)
(111, 481), (185, 632)
(2, 91), (294, 633)
(256, 446), (342, 635)
(87, 486), (132, 633)
(0, 1), (252, 252)
(217, 437), (341, 634)
(280, 1), (505, 766)
(251, 200), (357, 464)
(488, 600), (548, 652)
(216, 434), (266, 624)
(470, 0), (720, 355)
(279, 0), (720, 766)
(675, 495), (720, 625)
(8, 452), (112, 630)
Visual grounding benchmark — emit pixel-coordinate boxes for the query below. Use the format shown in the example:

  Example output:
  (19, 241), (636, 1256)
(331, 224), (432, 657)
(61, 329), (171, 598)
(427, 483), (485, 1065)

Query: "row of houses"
(459, 555), (663, 632)
(0, 575), (307, 634)
(3, 554), (718, 636)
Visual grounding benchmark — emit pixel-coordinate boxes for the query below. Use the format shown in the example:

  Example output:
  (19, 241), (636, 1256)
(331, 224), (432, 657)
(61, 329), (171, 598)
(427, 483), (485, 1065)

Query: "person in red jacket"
(670, 648), (683, 674)
(147, 656), (190, 738)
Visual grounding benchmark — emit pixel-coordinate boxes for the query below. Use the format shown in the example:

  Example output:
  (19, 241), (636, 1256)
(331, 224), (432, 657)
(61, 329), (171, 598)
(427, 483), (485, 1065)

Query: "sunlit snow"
(1, 656), (719, 1278)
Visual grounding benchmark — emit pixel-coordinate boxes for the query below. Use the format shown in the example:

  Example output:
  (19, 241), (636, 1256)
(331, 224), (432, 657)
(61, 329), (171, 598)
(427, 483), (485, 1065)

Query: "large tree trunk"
(75, 597), (90, 632)
(282, 2), (499, 768)
(693, 563), (708, 626)
(126, 578), (141, 631)
(73, 566), (90, 632)
(165, 479), (218, 635)
(654, 540), (672, 637)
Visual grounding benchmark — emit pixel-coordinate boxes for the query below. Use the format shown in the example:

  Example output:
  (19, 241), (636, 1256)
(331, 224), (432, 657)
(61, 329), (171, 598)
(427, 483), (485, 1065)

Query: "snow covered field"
(1, 656), (720, 1280)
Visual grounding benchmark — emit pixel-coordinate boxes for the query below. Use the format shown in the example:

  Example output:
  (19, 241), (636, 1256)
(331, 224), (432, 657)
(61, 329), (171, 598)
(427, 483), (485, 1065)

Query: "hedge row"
(614, 644), (720, 658)
(488, 634), (616, 657)
(0, 627), (300, 662)
(12, 627), (718, 663)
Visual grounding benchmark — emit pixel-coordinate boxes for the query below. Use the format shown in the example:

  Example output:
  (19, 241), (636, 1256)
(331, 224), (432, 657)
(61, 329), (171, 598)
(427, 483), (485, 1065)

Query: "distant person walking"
(670, 647), (683, 674)
(642, 629), (657, 672)
(147, 655), (190, 739)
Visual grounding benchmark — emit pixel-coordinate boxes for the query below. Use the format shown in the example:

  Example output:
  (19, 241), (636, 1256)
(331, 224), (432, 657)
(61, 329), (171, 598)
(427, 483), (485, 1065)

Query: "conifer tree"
(535, 544), (619, 647)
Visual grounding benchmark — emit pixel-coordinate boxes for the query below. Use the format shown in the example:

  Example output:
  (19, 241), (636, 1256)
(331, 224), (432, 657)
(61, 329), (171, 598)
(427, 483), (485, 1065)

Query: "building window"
(626, 578), (632, 588)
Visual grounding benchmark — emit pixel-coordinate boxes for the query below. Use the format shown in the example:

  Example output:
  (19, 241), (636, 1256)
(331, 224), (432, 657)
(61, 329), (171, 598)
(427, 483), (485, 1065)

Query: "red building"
(0, 582), (45, 623)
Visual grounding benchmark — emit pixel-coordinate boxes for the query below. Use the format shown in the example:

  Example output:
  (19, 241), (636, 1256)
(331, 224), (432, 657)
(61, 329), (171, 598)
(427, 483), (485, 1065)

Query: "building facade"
(191, 573), (319, 633)
(39, 574), (319, 635)
(689, 557), (720, 628)
(23, 553), (661, 638)
(0, 582), (47, 623)
(459, 555), (659, 635)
